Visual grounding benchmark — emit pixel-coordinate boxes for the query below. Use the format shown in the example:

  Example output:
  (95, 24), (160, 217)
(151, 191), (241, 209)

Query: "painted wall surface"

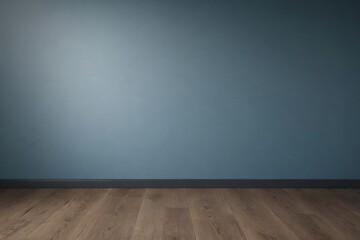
(0, 0), (359, 179)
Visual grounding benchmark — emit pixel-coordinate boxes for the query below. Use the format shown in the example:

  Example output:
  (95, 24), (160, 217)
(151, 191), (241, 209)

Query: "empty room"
(0, 0), (359, 239)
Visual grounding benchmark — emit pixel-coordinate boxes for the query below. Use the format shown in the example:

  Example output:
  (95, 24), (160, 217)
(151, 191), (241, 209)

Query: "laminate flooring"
(0, 188), (359, 240)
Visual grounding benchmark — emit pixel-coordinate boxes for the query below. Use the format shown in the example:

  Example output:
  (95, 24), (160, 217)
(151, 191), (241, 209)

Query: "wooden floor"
(0, 189), (359, 240)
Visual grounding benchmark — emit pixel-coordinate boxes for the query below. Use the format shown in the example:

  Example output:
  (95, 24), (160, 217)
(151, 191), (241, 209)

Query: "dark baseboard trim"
(0, 179), (359, 188)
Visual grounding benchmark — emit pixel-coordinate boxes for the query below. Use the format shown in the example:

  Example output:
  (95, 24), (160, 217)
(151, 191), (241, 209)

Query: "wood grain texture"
(76, 189), (145, 240)
(131, 189), (193, 240)
(286, 189), (360, 240)
(22, 189), (110, 240)
(222, 189), (297, 240)
(187, 189), (247, 240)
(0, 189), (79, 240)
(0, 188), (359, 240)
(162, 207), (196, 240)
(253, 189), (347, 240)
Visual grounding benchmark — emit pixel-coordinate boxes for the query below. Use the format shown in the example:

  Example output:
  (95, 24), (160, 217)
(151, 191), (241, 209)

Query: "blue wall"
(1, 0), (359, 179)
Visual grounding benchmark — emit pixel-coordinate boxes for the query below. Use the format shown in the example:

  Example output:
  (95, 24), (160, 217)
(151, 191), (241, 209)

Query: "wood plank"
(22, 189), (110, 240)
(131, 189), (190, 240)
(0, 189), (79, 240)
(330, 189), (360, 216)
(0, 188), (359, 240)
(286, 189), (360, 240)
(0, 189), (34, 208)
(187, 189), (247, 240)
(0, 189), (55, 233)
(222, 189), (298, 240)
(76, 189), (145, 240)
(162, 208), (196, 240)
(254, 189), (347, 240)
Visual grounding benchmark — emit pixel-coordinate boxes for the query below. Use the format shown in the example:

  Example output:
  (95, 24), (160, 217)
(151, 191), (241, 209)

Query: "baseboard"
(0, 179), (359, 188)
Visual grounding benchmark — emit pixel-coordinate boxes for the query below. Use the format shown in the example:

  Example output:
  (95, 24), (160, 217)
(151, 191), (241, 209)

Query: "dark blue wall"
(1, 0), (359, 179)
